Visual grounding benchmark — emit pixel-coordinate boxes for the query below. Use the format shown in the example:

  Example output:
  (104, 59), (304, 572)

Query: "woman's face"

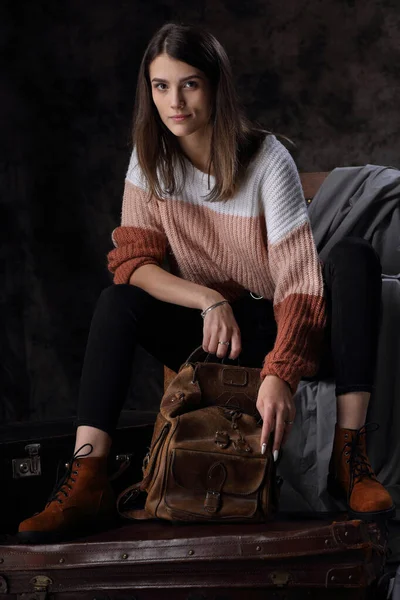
(149, 53), (213, 139)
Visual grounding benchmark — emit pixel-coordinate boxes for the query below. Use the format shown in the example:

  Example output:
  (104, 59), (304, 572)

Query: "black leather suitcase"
(0, 410), (156, 536)
(0, 518), (389, 599)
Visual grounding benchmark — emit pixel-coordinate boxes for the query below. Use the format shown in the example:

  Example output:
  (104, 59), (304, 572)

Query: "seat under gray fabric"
(280, 162), (400, 515)
(278, 276), (400, 517)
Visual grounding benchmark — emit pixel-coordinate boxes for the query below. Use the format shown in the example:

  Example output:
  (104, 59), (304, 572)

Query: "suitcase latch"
(31, 575), (52, 592)
(269, 571), (292, 586)
(0, 576), (8, 594)
(12, 444), (42, 479)
(17, 575), (52, 600)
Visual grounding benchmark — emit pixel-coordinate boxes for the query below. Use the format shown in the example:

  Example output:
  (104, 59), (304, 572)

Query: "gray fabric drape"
(278, 166), (400, 519)
(308, 164), (400, 275)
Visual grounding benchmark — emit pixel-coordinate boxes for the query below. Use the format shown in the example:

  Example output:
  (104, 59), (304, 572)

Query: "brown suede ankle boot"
(17, 444), (117, 544)
(327, 423), (395, 521)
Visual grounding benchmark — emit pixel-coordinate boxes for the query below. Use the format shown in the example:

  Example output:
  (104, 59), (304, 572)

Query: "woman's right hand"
(202, 302), (242, 360)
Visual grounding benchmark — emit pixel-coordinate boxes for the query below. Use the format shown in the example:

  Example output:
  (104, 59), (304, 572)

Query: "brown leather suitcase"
(0, 518), (388, 599)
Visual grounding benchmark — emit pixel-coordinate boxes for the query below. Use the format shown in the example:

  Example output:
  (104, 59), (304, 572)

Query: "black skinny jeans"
(77, 237), (382, 436)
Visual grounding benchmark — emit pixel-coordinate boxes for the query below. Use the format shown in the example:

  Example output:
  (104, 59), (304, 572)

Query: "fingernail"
(261, 443), (267, 455)
(273, 450), (279, 462)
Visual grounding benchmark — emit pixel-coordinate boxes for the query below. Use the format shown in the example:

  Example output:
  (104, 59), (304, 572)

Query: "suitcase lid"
(0, 410), (157, 444)
(0, 519), (386, 594)
(0, 518), (385, 568)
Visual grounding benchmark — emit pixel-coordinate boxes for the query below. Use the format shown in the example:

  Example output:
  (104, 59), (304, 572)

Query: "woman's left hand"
(256, 375), (295, 460)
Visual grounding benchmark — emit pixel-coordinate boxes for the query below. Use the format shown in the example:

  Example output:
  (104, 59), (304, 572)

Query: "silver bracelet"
(201, 300), (229, 319)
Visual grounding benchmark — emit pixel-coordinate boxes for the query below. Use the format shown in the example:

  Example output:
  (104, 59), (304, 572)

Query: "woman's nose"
(170, 89), (185, 109)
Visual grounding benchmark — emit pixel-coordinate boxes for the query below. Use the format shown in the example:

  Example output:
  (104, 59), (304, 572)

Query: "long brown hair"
(133, 22), (267, 202)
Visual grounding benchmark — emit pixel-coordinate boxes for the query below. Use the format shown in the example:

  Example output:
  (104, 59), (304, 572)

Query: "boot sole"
(16, 530), (71, 545)
(327, 475), (396, 522)
(16, 516), (118, 545)
(348, 504), (396, 522)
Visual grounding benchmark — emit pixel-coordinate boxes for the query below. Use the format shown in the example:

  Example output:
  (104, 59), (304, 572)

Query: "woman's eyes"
(154, 81), (198, 91)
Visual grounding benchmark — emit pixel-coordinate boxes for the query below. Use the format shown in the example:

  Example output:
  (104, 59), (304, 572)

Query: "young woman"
(18, 23), (394, 543)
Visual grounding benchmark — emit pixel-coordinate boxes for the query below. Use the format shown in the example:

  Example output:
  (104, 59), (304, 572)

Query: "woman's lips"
(171, 115), (190, 122)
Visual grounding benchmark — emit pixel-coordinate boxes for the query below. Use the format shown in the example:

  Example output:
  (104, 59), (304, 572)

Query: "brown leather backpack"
(117, 347), (280, 522)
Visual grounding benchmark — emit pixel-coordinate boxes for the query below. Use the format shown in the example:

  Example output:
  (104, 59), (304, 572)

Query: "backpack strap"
(116, 481), (155, 521)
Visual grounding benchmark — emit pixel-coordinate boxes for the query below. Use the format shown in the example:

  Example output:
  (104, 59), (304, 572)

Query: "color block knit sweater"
(108, 134), (326, 391)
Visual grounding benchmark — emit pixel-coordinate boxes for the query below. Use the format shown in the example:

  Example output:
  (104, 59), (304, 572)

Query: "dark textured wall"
(1, 0), (400, 424)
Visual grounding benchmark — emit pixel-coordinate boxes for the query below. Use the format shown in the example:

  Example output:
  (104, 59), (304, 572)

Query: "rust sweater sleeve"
(260, 144), (326, 392)
(107, 161), (167, 284)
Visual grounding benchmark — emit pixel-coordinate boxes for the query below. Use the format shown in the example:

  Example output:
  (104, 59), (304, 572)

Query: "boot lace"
(47, 443), (94, 506)
(343, 423), (379, 494)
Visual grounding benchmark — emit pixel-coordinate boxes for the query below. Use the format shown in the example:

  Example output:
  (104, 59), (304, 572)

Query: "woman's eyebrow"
(151, 74), (202, 83)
